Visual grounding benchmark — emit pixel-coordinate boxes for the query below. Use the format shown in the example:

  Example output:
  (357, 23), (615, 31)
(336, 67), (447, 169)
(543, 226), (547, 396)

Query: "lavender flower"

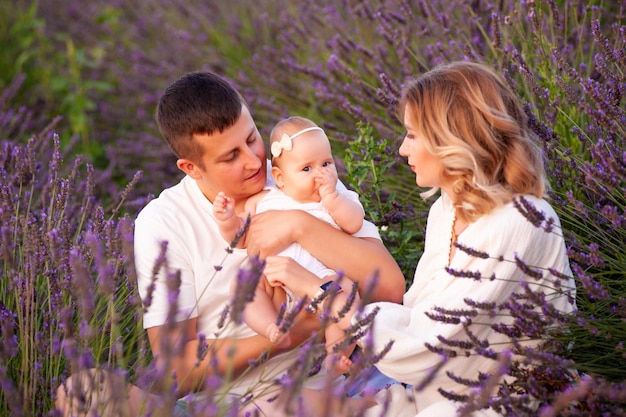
(229, 256), (265, 324)
(1, 1), (625, 415)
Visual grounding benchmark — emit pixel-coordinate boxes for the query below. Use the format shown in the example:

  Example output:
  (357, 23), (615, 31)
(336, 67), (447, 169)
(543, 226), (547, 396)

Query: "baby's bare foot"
(265, 323), (291, 348)
(325, 353), (353, 376)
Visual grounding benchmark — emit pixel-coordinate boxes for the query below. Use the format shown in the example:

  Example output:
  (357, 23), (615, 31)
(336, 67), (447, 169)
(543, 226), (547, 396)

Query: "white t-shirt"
(359, 193), (575, 417)
(255, 186), (365, 280)
(134, 169), (380, 397)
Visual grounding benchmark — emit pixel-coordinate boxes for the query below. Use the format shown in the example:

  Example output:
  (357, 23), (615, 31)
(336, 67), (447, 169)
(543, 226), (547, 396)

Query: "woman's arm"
(247, 210), (405, 303)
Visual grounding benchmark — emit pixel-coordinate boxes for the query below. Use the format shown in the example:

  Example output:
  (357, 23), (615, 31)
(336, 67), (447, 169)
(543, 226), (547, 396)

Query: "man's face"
(179, 105), (267, 211)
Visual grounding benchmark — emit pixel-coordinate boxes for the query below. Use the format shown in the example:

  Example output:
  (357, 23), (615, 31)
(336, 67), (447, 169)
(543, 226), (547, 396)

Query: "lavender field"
(1, 0), (625, 415)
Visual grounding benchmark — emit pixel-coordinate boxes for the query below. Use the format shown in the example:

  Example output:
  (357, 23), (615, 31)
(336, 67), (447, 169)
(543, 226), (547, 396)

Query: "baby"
(213, 116), (364, 374)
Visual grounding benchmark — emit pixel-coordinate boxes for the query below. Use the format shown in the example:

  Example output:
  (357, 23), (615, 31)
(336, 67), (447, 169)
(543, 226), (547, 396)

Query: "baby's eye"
(303, 166), (311, 172)
(322, 161), (332, 167)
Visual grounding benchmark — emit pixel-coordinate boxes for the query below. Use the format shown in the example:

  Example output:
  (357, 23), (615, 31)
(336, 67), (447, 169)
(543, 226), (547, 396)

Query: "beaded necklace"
(449, 212), (468, 264)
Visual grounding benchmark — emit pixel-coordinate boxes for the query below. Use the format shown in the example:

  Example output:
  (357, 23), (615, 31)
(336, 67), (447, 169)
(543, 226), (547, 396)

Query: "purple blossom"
(229, 255), (265, 324)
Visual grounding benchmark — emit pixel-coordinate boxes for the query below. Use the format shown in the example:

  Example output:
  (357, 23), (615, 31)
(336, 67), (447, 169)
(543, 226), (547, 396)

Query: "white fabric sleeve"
(362, 198), (573, 385)
(362, 258), (516, 384)
(134, 216), (199, 328)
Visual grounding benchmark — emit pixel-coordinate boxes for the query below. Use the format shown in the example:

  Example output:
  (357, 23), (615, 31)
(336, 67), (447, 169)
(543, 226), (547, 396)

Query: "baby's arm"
(316, 169), (364, 234)
(213, 192), (245, 247)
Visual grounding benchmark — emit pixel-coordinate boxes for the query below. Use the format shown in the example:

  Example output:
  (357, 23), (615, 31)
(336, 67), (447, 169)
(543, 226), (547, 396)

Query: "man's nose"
(243, 147), (261, 169)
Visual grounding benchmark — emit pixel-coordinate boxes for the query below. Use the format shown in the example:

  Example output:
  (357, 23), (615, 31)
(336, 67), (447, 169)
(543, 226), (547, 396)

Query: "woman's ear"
(272, 166), (284, 188)
(177, 158), (202, 179)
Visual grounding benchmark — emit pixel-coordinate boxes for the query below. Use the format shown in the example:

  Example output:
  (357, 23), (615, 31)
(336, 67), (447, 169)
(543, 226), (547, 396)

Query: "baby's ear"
(272, 166), (284, 188)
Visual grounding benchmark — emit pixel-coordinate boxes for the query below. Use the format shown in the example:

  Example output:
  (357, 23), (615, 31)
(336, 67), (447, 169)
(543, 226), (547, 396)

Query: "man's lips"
(245, 168), (262, 181)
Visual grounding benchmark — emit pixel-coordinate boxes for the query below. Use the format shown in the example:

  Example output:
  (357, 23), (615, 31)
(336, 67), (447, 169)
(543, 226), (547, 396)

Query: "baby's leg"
(259, 278), (291, 347)
(324, 323), (355, 376)
(232, 276), (290, 347)
(318, 275), (358, 376)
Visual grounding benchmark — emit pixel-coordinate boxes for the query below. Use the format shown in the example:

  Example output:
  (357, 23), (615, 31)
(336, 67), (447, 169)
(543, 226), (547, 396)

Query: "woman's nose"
(399, 138), (409, 157)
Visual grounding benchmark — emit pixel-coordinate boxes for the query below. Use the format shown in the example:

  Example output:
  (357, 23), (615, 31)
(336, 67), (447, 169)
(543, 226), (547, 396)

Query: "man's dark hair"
(156, 72), (245, 161)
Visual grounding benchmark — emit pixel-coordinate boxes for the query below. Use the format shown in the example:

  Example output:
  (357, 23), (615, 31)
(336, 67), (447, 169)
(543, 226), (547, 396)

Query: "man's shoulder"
(136, 177), (192, 223)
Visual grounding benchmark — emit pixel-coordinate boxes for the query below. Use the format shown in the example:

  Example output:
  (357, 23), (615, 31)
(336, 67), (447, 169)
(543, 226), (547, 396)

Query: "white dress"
(360, 193), (575, 417)
(255, 186), (365, 306)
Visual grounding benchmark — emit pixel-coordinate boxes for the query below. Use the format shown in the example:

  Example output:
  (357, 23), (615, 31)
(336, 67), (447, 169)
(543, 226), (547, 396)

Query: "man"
(56, 71), (404, 416)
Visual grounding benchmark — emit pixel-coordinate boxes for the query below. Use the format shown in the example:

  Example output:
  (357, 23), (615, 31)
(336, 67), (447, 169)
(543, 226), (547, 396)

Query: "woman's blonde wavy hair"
(399, 61), (548, 223)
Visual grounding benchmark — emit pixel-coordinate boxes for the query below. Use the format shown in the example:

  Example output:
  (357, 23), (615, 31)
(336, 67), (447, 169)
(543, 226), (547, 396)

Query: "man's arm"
(247, 210), (405, 303)
(146, 313), (321, 396)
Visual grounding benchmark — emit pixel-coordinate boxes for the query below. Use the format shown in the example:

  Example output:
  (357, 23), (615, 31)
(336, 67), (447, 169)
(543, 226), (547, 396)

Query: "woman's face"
(399, 108), (444, 188)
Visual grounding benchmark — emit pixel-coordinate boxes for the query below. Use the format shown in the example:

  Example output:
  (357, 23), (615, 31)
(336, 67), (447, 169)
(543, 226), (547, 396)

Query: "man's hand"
(264, 255), (322, 299)
(246, 210), (304, 258)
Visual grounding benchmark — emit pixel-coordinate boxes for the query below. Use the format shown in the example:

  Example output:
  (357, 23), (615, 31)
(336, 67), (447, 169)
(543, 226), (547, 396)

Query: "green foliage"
(1, 0), (625, 414)
(0, 2), (43, 89)
(342, 122), (426, 287)
(0, 2), (114, 159)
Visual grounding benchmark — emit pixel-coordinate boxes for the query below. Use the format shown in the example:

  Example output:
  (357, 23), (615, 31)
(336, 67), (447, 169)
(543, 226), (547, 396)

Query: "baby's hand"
(315, 166), (338, 199)
(213, 192), (235, 221)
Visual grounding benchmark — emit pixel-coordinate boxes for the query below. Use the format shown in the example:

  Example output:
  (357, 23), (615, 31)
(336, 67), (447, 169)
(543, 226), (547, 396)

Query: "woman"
(358, 61), (575, 417)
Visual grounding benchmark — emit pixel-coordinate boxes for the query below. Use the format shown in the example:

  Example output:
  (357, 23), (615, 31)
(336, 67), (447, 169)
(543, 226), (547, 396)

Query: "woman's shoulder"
(427, 194), (448, 214)
(497, 195), (559, 225)
(480, 195), (562, 240)
(425, 194), (450, 223)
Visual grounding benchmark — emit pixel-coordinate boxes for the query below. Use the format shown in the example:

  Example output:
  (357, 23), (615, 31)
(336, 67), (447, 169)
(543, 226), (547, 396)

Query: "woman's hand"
(263, 255), (321, 299)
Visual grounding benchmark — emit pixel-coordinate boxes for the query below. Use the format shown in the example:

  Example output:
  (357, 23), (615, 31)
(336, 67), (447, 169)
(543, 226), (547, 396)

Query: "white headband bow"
(270, 127), (324, 158)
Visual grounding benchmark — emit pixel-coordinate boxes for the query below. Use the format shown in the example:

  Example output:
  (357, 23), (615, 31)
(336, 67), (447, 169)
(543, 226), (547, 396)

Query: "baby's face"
(274, 130), (337, 203)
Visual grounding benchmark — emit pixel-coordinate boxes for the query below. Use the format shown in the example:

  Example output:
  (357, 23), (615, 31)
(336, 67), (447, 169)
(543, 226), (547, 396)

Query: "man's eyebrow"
(216, 127), (257, 159)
